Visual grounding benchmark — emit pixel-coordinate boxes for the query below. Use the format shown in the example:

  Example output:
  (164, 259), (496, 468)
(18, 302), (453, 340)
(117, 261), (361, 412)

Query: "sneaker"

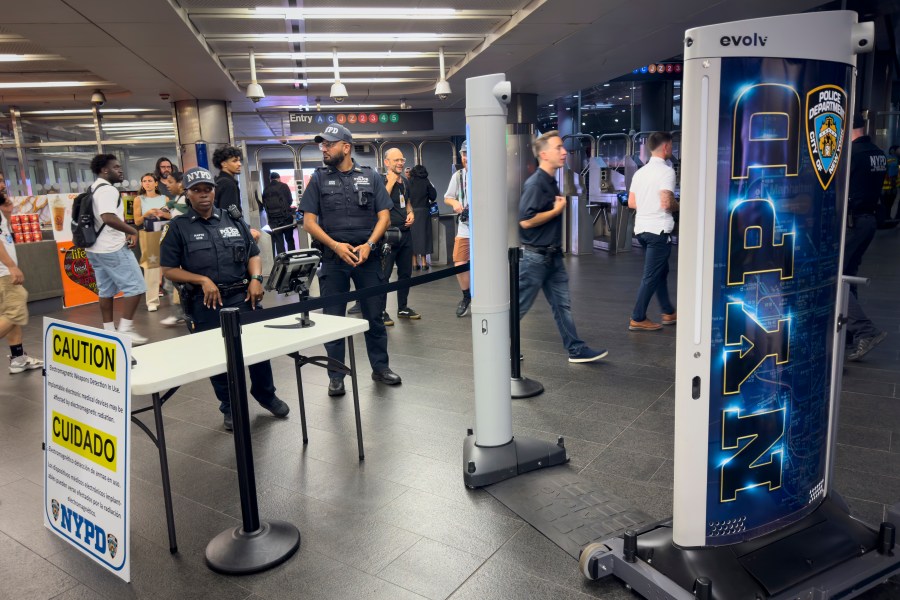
(661, 313), (677, 325)
(9, 354), (43, 374)
(629, 319), (662, 331)
(148, 305), (158, 312)
(382, 311), (395, 326)
(397, 307), (421, 320)
(260, 397), (290, 418)
(223, 412), (233, 432)
(568, 347), (609, 363)
(846, 332), (887, 361)
(160, 315), (182, 327)
(348, 302), (362, 315)
(328, 377), (346, 397)
(119, 329), (148, 345)
(456, 297), (471, 318)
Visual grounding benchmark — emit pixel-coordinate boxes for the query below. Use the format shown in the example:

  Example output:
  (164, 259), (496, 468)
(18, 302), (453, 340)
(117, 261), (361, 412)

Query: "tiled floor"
(2, 229), (899, 599)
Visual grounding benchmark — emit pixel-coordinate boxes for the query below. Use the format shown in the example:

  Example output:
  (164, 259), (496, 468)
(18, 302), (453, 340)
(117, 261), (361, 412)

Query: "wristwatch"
(249, 275), (263, 283)
(367, 241), (377, 250)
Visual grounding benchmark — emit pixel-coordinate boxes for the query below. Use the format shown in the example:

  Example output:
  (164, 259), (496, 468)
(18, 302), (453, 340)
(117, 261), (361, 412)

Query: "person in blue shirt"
(518, 131), (607, 363)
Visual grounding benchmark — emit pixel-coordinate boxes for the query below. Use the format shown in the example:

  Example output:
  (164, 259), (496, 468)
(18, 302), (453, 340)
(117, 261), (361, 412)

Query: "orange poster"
(56, 242), (101, 307)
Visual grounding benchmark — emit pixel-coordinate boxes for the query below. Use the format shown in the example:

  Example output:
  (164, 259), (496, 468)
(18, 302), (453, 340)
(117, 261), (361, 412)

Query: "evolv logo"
(720, 33), (768, 47)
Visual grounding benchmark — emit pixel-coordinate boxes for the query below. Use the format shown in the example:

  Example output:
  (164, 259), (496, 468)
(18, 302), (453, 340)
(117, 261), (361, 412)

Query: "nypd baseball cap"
(183, 167), (215, 190)
(314, 123), (353, 144)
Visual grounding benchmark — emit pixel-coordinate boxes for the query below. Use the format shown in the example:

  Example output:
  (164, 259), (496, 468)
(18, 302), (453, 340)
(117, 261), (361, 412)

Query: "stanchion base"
(511, 376), (543, 399)
(463, 434), (568, 488)
(205, 520), (301, 575)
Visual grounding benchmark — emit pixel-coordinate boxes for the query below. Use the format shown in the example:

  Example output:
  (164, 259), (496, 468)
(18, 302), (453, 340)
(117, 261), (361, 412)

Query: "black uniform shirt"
(519, 168), (562, 247)
(214, 171), (241, 212)
(848, 135), (887, 215)
(386, 174), (411, 230)
(300, 161), (392, 244)
(159, 207), (258, 286)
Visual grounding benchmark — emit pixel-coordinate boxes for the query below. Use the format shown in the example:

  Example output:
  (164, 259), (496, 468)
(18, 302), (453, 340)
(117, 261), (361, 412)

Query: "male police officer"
(301, 124), (402, 396)
(160, 167), (290, 431)
(844, 115), (888, 360)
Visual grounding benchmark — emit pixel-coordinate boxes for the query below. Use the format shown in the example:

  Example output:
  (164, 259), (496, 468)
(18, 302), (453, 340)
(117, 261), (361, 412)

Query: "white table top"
(131, 313), (368, 396)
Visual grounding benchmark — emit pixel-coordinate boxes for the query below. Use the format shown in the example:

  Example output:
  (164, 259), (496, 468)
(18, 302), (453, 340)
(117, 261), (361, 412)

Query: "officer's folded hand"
(335, 242), (361, 266)
(353, 243), (371, 265)
(247, 280), (265, 309)
(200, 277), (222, 309)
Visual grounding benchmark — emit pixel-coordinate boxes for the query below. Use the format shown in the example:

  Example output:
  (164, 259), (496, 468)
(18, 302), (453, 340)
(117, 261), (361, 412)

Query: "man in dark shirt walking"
(262, 171), (296, 256)
(844, 114), (887, 361)
(212, 146), (244, 214)
(518, 131), (607, 363)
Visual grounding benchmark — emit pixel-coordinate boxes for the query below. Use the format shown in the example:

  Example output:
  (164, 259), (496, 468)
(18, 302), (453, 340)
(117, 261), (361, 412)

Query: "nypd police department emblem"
(805, 84), (847, 190)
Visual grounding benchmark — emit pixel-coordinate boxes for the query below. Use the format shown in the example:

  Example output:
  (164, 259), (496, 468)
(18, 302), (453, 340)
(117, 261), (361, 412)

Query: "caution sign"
(43, 320), (131, 581)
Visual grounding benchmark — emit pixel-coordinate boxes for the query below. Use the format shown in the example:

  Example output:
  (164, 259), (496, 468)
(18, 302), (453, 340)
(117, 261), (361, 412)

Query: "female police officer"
(159, 167), (290, 431)
(301, 124), (402, 396)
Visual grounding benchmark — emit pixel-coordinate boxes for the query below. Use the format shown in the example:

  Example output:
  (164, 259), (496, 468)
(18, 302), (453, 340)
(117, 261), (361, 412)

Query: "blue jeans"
(631, 232), (675, 322)
(518, 250), (585, 356)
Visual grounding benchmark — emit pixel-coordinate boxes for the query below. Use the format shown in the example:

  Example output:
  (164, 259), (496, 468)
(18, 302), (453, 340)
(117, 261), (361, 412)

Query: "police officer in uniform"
(844, 114), (888, 361)
(301, 124), (402, 396)
(160, 167), (290, 431)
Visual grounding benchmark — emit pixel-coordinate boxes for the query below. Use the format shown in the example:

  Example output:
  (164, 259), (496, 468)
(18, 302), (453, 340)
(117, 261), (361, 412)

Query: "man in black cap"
(262, 171), (296, 256)
(301, 124), (402, 396)
(160, 166), (290, 431)
(844, 114), (887, 361)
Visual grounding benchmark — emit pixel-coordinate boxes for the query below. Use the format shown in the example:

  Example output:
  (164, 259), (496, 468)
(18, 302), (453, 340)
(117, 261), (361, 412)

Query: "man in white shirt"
(0, 188), (44, 373)
(444, 144), (471, 317)
(627, 132), (678, 331)
(86, 154), (148, 344)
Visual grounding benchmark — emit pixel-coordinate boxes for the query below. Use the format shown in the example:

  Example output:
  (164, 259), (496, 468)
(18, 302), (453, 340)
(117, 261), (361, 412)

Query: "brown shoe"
(661, 313), (677, 325)
(629, 319), (662, 331)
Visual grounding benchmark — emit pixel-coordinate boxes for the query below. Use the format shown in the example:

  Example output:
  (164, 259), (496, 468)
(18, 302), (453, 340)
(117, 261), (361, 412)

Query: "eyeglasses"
(318, 141), (342, 150)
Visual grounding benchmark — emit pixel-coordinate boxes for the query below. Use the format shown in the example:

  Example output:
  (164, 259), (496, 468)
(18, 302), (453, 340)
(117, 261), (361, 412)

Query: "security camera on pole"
(462, 73), (567, 488)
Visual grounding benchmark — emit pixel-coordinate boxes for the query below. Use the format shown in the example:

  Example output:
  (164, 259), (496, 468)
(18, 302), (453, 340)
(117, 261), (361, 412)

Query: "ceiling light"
(254, 78), (429, 84)
(0, 54), (63, 62)
(224, 51), (442, 60)
(20, 108), (157, 115)
(208, 33), (473, 43)
(0, 81), (111, 88)
(249, 66), (430, 74)
(245, 48), (265, 103)
(435, 47), (451, 100)
(254, 7), (457, 19)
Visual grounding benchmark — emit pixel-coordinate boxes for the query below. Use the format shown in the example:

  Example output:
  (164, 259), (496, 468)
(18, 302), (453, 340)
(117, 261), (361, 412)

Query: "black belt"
(523, 244), (561, 255)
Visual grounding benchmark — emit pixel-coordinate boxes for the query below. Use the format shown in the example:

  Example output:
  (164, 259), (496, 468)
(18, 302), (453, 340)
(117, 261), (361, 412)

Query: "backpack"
(71, 183), (120, 248)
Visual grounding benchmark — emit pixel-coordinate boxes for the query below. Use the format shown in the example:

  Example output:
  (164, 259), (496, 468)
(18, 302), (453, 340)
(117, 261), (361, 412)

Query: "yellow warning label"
(51, 331), (117, 380)
(51, 412), (117, 472)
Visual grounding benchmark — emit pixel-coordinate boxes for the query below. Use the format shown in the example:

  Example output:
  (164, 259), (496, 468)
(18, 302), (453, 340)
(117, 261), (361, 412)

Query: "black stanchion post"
(205, 307), (301, 575)
(508, 247), (544, 399)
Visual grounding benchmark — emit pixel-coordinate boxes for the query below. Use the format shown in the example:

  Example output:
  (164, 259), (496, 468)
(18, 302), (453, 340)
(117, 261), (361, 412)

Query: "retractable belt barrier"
(238, 262), (470, 327)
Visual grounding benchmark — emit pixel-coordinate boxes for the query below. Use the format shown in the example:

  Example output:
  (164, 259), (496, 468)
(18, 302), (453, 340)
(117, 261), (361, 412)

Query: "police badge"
(107, 533), (118, 559)
(805, 84), (848, 190)
(51, 499), (60, 521)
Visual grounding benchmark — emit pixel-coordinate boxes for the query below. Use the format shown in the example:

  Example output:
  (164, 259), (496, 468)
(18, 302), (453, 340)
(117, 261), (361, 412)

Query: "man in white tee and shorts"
(444, 144), (472, 317)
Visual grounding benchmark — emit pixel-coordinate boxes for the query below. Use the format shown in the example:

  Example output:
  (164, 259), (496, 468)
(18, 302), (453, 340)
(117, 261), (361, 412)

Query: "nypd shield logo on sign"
(805, 84), (847, 190)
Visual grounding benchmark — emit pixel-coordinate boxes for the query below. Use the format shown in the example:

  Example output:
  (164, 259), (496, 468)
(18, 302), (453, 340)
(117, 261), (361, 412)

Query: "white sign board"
(43, 319), (131, 581)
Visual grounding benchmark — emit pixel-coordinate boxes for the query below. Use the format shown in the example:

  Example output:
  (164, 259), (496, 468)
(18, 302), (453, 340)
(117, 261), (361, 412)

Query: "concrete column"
(174, 100), (232, 171)
(506, 93), (537, 247)
(640, 81), (674, 133)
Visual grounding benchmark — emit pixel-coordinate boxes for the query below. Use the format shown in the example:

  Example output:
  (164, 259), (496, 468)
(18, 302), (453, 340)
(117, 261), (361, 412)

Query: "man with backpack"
(262, 171), (296, 256)
(80, 154), (148, 344)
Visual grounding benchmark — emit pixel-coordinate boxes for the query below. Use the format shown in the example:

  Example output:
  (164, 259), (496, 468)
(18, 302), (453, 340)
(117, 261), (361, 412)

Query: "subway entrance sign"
(43, 320), (132, 581)
(289, 109), (433, 134)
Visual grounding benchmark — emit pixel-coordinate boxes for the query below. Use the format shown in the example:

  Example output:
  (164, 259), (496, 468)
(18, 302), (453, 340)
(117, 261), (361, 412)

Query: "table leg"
(151, 392), (178, 554)
(347, 337), (365, 460)
(293, 356), (309, 444)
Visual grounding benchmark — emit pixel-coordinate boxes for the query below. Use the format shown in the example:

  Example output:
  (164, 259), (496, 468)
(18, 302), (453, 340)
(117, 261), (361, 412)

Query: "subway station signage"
(44, 320), (132, 581)
(289, 109), (433, 134)
(705, 57), (852, 544)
